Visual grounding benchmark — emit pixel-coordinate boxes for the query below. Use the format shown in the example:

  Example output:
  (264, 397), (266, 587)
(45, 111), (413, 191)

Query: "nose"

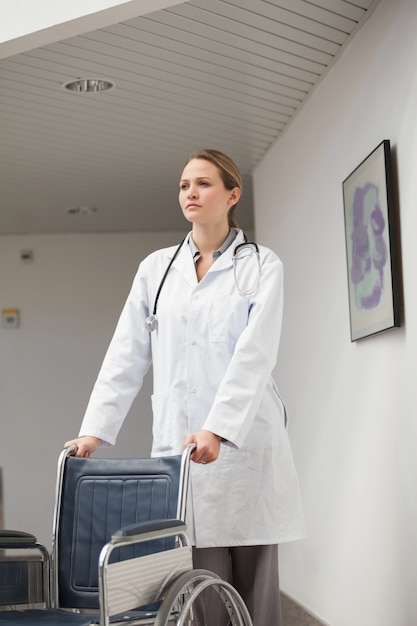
(188, 185), (198, 198)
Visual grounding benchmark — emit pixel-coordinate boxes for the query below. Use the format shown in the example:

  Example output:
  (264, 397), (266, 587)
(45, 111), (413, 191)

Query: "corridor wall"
(254, 1), (417, 625)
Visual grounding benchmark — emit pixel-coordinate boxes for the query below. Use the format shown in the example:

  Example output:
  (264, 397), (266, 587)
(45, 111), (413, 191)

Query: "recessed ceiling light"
(62, 78), (115, 93)
(67, 206), (98, 215)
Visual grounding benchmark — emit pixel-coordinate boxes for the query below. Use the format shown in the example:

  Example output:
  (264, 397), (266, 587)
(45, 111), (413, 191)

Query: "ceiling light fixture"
(62, 78), (115, 93)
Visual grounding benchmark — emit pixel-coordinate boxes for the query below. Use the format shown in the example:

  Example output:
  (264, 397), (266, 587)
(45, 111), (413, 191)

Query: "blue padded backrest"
(57, 455), (181, 609)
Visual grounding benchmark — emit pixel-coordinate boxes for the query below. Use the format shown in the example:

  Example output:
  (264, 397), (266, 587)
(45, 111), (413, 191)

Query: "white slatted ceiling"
(0, 0), (379, 234)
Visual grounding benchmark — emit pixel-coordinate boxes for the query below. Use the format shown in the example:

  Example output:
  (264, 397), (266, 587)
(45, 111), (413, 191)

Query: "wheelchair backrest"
(53, 454), (183, 610)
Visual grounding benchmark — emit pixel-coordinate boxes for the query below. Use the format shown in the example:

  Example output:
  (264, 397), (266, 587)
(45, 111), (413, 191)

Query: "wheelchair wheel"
(154, 568), (252, 626)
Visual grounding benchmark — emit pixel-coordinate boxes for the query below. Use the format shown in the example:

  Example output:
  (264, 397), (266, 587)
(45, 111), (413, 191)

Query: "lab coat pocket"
(209, 295), (249, 343)
(150, 393), (173, 453)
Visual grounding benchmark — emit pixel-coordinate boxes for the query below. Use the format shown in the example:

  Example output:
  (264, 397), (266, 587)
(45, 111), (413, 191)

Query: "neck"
(191, 223), (231, 254)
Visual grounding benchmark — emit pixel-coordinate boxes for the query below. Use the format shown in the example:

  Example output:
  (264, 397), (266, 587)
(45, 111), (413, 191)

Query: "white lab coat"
(79, 229), (305, 547)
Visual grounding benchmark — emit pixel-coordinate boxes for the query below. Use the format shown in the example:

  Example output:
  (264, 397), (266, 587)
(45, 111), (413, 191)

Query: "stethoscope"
(145, 234), (260, 333)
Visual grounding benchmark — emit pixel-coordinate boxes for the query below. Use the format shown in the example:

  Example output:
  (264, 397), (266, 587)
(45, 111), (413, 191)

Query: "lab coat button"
(192, 341), (196, 346)
(191, 389), (196, 394)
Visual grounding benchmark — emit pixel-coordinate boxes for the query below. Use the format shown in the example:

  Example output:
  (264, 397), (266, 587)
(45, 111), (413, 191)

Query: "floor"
(281, 593), (326, 626)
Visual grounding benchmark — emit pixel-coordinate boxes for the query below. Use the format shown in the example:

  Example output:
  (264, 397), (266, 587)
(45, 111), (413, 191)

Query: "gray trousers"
(192, 545), (282, 626)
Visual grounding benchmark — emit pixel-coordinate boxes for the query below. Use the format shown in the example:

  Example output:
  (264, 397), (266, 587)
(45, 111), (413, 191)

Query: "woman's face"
(179, 158), (240, 228)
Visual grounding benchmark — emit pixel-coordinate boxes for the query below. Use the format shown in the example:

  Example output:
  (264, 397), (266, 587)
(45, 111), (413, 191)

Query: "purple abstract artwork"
(350, 182), (388, 310)
(343, 140), (398, 340)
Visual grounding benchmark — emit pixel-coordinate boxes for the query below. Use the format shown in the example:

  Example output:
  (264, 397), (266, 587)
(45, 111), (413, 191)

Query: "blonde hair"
(183, 149), (243, 228)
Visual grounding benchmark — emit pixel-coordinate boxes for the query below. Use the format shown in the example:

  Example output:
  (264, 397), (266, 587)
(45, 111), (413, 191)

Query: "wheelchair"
(0, 445), (252, 626)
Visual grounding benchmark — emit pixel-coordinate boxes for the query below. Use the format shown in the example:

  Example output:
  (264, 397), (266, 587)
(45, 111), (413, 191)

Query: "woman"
(65, 149), (305, 625)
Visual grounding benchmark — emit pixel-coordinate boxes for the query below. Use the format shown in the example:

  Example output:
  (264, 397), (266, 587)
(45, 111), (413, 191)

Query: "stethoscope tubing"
(145, 233), (259, 332)
(151, 237), (185, 317)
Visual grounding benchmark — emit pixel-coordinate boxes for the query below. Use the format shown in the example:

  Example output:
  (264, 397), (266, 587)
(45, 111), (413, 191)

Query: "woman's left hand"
(183, 430), (221, 464)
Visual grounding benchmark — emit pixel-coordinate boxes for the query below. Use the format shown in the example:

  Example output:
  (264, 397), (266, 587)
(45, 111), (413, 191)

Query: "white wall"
(0, 231), (185, 547)
(254, 0), (417, 625)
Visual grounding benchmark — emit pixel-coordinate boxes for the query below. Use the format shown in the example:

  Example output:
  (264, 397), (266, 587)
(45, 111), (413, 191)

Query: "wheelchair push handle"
(64, 444), (78, 457)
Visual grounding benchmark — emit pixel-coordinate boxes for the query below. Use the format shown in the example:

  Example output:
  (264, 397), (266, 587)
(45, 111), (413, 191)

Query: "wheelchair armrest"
(0, 530), (38, 549)
(105, 519), (190, 551)
(99, 519), (192, 623)
(0, 531), (51, 608)
(112, 519), (186, 538)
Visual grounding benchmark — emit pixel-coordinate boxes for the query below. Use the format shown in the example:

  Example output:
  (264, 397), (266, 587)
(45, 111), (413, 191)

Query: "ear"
(228, 187), (241, 206)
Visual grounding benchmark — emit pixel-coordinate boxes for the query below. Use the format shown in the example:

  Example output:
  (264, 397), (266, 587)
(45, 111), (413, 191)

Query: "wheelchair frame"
(0, 445), (252, 626)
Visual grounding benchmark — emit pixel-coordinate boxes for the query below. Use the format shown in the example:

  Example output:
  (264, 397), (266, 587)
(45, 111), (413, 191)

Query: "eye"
(199, 181), (209, 186)
(179, 183), (188, 190)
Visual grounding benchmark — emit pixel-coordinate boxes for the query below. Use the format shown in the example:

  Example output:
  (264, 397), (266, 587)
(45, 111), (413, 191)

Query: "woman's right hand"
(64, 436), (102, 457)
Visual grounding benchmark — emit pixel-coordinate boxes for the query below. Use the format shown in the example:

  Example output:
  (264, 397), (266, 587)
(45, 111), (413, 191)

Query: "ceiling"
(0, 0), (379, 235)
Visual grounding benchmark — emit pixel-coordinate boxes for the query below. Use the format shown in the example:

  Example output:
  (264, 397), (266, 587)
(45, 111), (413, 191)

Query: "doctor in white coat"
(65, 149), (305, 626)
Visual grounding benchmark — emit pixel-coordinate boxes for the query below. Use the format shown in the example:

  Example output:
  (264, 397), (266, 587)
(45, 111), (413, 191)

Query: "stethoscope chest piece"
(144, 314), (158, 333)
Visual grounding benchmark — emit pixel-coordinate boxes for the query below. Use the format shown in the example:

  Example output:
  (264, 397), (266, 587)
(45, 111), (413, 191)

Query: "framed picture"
(342, 140), (400, 341)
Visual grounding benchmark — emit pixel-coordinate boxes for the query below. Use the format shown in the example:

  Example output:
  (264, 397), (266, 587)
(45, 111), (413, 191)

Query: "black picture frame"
(342, 140), (400, 341)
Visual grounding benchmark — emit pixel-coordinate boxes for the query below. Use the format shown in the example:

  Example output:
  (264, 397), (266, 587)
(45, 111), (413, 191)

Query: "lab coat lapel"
(170, 233), (198, 288)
